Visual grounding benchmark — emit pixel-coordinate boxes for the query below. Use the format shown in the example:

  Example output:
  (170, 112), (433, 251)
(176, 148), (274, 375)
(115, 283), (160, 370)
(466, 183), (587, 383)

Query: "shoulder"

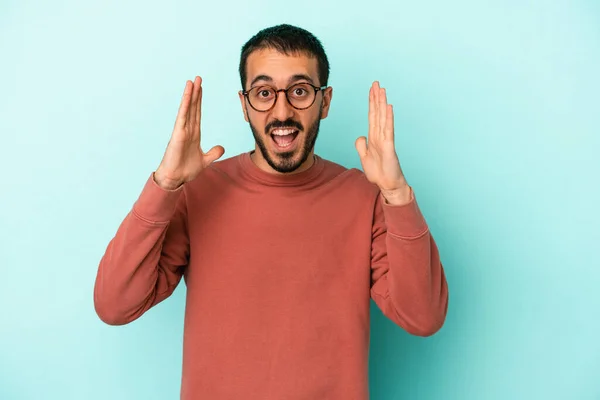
(180, 153), (244, 195)
(198, 152), (249, 185)
(208, 153), (243, 175)
(318, 156), (380, 196)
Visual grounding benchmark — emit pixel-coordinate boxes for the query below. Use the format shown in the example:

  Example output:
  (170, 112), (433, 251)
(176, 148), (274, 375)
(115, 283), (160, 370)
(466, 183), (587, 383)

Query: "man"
(94, 24), (449, 399)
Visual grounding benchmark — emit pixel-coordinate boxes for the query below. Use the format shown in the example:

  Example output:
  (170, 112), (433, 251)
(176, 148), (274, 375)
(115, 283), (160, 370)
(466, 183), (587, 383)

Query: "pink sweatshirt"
(94, 151), (448, 399)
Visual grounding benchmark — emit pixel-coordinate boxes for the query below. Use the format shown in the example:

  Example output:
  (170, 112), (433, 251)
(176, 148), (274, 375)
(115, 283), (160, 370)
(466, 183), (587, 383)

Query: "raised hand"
(154, 76), (225, 190)
(355, 81), (411, 205)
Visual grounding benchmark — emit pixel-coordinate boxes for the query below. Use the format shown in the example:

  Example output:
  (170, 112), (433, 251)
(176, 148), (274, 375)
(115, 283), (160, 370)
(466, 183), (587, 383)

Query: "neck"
(250, 146), (315, 175)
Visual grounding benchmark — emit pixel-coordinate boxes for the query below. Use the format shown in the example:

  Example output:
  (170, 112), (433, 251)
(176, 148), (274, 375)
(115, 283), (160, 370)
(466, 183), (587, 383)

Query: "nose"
(271, 90), (295, 121)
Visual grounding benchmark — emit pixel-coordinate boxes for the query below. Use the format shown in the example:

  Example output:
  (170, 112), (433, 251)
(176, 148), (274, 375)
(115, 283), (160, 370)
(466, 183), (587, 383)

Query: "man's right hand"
(154, 76), (225, 190)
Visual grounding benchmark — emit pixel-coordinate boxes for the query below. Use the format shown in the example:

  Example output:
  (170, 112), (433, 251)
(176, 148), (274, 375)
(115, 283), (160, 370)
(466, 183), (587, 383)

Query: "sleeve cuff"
(380, 189), (428, 238)
(132, 172), (184, 223)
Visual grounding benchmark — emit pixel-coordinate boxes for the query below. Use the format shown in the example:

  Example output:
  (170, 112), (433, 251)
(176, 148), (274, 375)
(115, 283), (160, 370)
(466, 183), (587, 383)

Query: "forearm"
(383, 227), (448, 336)
(93, 174), (188, 325)
(371, 193), (448, 336)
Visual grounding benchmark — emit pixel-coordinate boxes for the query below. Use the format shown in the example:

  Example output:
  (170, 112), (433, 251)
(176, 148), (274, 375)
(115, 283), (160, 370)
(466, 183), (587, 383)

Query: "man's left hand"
(355, 81), (411, 206)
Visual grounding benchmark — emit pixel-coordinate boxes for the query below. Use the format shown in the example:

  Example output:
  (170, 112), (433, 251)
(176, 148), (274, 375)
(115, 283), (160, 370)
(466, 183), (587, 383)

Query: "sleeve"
(93, 172), (190, 325)
(370, 188), (449, 336)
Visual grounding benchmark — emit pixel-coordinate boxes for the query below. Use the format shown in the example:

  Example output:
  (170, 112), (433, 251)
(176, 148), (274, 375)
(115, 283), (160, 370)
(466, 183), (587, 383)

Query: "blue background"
(1, 0), (599, 399)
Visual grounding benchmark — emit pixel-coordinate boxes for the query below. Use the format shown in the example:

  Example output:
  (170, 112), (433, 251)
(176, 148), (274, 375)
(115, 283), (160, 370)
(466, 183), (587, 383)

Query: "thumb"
(204, 145), (225, 165)
(355, 136), (368, 160)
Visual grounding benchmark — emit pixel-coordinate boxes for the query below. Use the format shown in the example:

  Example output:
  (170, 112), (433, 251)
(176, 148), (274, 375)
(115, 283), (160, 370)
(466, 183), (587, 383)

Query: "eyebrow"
(249, 73), (316, 88)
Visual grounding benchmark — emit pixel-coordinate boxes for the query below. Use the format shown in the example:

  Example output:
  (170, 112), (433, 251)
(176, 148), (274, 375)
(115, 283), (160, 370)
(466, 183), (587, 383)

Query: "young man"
(94, 24), (449, 400)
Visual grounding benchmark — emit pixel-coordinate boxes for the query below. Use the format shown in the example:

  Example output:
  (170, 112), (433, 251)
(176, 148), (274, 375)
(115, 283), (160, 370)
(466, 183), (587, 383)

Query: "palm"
(355, 81), (406, 191)
(157, 77), (224, 187)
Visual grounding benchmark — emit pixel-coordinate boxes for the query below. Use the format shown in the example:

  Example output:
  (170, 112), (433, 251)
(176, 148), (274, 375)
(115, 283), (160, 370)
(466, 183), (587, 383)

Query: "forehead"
(245, 48), (319, 87)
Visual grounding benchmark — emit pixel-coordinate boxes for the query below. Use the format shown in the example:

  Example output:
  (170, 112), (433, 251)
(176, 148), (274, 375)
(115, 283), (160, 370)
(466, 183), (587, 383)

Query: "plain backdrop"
(1, 0), (599, 399)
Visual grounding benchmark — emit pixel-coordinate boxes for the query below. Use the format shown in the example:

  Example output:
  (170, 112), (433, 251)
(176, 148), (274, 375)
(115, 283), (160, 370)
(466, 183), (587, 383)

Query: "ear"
(319, 87), (333, 119)
(238, 90), (249, 122)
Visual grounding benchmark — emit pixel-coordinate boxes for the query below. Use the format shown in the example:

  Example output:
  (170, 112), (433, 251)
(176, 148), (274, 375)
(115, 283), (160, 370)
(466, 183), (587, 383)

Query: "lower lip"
(271, 132), (300, 151)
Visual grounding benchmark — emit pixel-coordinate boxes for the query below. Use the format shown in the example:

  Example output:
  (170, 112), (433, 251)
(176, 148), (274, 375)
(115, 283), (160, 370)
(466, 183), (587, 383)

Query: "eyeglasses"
(242, 82), (327, 112)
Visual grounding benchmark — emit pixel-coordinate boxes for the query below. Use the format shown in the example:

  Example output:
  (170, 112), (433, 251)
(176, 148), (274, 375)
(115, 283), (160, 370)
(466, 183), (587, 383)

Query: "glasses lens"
(248, 86), (276, 111)
(287, 83), (315, 109)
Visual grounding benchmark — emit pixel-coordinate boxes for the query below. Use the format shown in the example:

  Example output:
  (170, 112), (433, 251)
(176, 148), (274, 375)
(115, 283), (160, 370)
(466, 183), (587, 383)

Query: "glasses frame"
(242, 82), (327, 112)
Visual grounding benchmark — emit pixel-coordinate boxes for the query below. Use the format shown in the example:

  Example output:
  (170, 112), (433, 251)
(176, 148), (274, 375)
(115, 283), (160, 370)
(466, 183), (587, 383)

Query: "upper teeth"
(272, 129), (296, 136)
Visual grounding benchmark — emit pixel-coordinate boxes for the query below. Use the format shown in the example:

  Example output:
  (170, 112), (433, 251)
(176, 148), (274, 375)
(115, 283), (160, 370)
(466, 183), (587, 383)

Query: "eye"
(258, 89), (273, 98)
(290, 85), (310, 98)
(252, 86), (275, 100)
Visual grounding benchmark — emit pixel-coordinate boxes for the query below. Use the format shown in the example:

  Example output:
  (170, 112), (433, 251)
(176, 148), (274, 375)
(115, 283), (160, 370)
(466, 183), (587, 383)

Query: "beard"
(249, 106), (323, 174)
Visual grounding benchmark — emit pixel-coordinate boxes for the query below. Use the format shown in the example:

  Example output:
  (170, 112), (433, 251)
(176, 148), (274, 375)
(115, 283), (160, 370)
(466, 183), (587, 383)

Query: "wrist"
(153, 171), (183, 191)
(380, 185), (411, 206)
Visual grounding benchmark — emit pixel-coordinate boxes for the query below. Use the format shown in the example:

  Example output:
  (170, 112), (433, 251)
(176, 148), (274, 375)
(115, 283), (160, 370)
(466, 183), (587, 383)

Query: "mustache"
(265, 119), (304, 133)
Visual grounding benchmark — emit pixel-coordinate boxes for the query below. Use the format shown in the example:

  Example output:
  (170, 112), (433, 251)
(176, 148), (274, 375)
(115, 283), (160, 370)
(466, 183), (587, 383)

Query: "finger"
(175, 80), (193, 129)
(373, 81), (381, 135)
(379, 86), (387, 139)
(372, 82), (380, 135)
(189, 77), (201, 131)
(355, 136), (368, 160)
(195, 77), (202, 136)
(203, 145), (226, 166)
(368, 85), (376, 142)
(385, 104), (394, 141)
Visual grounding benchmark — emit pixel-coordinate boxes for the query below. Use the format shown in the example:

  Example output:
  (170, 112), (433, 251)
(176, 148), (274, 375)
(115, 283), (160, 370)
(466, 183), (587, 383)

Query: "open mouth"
(270, 128), (300, 150)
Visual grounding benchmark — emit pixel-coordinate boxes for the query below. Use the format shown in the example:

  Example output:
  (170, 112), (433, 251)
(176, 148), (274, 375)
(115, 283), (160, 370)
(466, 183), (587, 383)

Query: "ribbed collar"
(238, 151), (325, 187)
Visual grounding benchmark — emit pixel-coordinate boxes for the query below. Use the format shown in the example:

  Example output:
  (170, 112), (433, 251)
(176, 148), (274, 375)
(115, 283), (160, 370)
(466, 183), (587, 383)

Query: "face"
(239, 48), (333, 174)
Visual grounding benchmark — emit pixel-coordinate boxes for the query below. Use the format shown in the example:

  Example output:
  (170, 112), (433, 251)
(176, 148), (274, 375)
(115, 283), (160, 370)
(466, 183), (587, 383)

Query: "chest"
(184, 188), (374, 299)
